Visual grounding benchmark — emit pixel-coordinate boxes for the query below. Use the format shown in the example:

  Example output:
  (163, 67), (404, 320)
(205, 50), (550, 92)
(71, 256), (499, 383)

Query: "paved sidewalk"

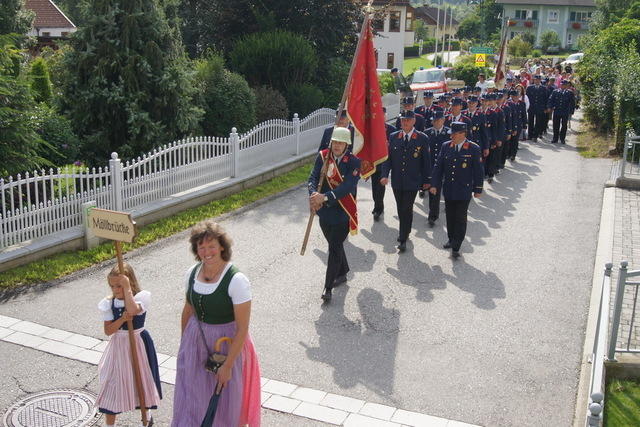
(611, 188), (640, 352)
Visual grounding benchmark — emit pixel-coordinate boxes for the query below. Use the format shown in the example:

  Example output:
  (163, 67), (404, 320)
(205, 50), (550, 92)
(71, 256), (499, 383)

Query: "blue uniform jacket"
(466, 109), (489, 152)
(308, 150), (361, 224)
(380, 129), (431, 191)
(547, 89), (576, 117)
(395, 112), (426, 132)
(493, 107), (506, 142)
(509, 100), (527, 133)
(430, 140), (484, 201)
(526, 84), (548, 113)
(501, 102), (513, 137)
(424, 126), (451, 170)
(318, 125), (355, 152)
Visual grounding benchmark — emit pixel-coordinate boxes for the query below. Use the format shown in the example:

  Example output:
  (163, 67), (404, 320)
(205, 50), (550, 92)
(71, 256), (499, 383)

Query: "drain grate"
(2, 389), (101, 427)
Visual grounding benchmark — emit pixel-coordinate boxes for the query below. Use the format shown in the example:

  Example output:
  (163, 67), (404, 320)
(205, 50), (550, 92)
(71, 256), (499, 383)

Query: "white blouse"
(184, 263), (251, 305)
(98, 290), (151, 321)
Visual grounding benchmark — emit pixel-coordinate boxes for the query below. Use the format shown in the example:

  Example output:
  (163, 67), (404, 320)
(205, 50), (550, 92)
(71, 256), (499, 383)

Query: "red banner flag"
(346, 20), (388, 179)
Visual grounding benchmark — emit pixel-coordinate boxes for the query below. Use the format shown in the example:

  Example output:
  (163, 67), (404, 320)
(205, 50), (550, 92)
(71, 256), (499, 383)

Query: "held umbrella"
(200, 337), (233, 427)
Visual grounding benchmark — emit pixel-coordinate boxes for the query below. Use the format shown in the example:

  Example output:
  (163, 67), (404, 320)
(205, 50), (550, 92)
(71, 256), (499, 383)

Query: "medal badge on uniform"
(462, 162), (468, 168)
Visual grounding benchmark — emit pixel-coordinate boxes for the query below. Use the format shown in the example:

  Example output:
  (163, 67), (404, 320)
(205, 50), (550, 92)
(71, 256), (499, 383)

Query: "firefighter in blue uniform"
(507, 89), (527, 161)
(395, 97), (425, 132)
(542, 77), (555, 135)
(445, 98), (472, 138)
(414, 91), (435, 129)
(424, 111), (450, 227)
(466, 95), (489, 157)
(308, 127), (361, 301)
(547, 79), (576, 144)
(371, 107), (396, 221)
(486, 93), (505, 182)
(525, 75), (548, 142)
(380, 110), (431, 253)
(498, 90), (514, 170)
(318, 108), (354, 151)
(430, 122), (484, 258)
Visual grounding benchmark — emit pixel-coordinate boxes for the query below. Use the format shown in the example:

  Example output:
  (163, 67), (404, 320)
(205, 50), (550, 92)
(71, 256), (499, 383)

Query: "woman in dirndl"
(172, 220), (261, 427)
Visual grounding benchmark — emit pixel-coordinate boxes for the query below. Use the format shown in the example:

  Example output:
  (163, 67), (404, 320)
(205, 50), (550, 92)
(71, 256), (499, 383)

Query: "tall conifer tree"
(62, 0), (201, 163)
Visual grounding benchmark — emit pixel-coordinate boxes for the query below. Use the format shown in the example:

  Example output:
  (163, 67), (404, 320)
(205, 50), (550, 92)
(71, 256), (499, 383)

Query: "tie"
(404, 135), (409, 144)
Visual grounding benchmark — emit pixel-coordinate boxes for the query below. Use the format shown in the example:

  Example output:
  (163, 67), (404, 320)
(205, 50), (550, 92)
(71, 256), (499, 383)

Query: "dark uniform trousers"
(371, 123), (396, 215)
(445, 199), (471, 251)
(371, 169), (385, 215)
(552, 113), (569, 143)
(393, 189), (418, 241)
(319, 219), (349, 290)
(428, 188), (441, 221)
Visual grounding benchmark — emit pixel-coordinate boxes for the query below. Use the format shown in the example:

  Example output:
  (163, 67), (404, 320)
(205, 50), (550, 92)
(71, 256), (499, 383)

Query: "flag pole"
(300, 2), (373, 256)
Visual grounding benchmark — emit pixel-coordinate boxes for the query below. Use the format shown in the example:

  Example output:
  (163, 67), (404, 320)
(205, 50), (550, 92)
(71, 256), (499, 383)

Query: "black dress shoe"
(418, 190), (425, 198)
(443, 241), (452, 249)
(487, 177), (493, 183)
(428, 219), (435, 227)
(452, 250), (461, 259)
(397, 236), (402, 242)
(373, 211), (382, 221)
(560, 140), (566, 144)
(321, 288), (332, 301)
(334, 275), (347, 286)
(398, 241), (407, 253)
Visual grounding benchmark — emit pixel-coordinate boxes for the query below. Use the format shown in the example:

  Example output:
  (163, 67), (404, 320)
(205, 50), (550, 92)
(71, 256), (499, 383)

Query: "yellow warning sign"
(475, 53), (486, 67)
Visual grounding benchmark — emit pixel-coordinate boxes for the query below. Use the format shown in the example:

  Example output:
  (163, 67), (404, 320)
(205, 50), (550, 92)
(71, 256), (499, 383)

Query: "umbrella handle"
(214, 336), (232, 353)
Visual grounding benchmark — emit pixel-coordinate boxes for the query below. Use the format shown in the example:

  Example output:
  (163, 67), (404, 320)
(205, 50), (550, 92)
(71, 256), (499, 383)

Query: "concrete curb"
(572, 186), (615, 427)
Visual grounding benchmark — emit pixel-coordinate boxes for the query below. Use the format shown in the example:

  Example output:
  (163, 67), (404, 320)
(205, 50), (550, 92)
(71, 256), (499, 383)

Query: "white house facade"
(25, 0), (76, 39)
(367, 0), (415, 72)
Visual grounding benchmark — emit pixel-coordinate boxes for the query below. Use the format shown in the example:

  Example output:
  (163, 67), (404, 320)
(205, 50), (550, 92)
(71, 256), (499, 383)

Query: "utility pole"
(434, 0), (440, 66)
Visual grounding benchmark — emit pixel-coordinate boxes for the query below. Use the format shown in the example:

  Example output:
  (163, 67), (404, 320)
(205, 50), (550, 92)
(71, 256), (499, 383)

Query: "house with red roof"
(24, 0), (76, 49)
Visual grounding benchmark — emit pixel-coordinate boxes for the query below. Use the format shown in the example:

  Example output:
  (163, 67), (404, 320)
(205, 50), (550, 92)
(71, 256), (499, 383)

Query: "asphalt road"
(0, 121), (611, 426)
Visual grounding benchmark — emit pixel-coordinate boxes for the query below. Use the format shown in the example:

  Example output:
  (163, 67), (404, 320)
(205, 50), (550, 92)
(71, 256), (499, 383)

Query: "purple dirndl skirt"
(171, 317), (242, 427)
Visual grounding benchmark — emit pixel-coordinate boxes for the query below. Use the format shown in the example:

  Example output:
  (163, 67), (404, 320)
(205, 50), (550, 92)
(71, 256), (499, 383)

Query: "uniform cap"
(335, 108), (348, 118)
(423, 91), (434, 98)
(401, 97), (415, 105)
(508, 89), (518, 96)
(331, 127), (352, 144)
(451, 98), (463, 106)
(473, 86), (482, 92)
(468, 95), (479, 102)
(561, 79), (570, 85)
(432, 111), (445, 120)
(449, 122), (467, 134)
(400, 110), (416, 119)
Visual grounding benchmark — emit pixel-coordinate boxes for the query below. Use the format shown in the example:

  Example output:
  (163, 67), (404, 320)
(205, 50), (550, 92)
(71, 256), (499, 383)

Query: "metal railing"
(608, 260), (640, 358)
(585, 263), (613, 426)
(620, 131), (640, 179)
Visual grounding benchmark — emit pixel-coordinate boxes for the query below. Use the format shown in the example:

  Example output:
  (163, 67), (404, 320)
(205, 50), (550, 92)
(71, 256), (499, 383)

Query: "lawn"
(575, 118), (616, 158)
(604, 378), (640, 427)
(0, 163), (313, 290)
(403, 54), (433, 74)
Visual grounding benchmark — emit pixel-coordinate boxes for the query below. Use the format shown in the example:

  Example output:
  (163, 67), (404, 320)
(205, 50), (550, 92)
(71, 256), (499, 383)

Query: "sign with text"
(475, 54), (487, 67)
(470, 46), (494, 55)
(88, 208), (137, 243)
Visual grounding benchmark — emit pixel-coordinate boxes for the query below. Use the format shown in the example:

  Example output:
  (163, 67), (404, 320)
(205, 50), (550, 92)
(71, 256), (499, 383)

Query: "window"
(373, 16), (384, 31)
(42, 32), (51, 37)
(389, 11), (401, 32)
(567, 33), (573, 45)
(405, 11), (413, 31)
(548, 10), (559, 24)
(510, 31), (517, 39)
(61, 32), (69, 37)
(570, 11), (592, 22)
(515, 9), (538, 20)
(387, 52), (395, 69)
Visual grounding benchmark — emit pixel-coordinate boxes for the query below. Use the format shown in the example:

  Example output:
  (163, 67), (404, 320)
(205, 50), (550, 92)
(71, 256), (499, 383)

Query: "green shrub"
(32, 104), (80, 165)
(378, 72), (395, 94)
(520, 32), (536, 46)
(508, 35), (532, 57)
(229, 30), (318, 95)
(540, 30), (561, 53)
(253, 85), (289, 122)
(316, 57), (349, 108)
(285, 83), (324, 118)
(404, 45), (419, 57)
(29, 57), (52, 104)
(195, 53), (256, 136)
(453, 62), (493, 86)
(532, 49), (542, 58)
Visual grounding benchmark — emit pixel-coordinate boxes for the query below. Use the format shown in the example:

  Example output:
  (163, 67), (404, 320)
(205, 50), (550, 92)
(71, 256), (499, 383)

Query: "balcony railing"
(567, 20), (590, 30)
(506, 18), (539, 28)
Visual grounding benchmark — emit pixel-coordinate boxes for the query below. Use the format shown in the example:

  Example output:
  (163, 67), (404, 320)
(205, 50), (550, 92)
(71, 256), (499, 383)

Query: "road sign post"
(88, 208), (149, 427)
(470, 46), (494, 55)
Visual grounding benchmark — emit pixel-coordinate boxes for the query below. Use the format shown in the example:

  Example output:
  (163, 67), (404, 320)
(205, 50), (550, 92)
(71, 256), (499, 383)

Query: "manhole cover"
(3, 389), (101, 427)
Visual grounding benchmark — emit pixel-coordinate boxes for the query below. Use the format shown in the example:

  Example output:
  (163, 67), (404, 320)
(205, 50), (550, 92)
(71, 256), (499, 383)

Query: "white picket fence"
(0, 108), (338, 250)
(1, 96), (401, 252)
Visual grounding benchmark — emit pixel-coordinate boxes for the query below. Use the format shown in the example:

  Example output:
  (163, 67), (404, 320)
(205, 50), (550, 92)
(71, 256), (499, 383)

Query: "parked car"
(560, 53), (584, 67)
(409, 67), (465, 95)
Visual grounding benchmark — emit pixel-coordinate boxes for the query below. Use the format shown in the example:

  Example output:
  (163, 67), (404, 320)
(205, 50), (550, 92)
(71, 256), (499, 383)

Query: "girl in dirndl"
(96, 263), (162, 426)
(172, 220), (261, 427)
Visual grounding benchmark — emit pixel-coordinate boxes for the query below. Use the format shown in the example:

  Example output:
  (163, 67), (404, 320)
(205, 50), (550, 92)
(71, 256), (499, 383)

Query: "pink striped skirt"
(96, 329), (161, 414)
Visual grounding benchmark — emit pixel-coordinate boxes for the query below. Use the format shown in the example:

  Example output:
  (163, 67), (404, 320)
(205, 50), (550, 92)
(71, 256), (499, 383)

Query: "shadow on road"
(301, 287), (400, 404)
